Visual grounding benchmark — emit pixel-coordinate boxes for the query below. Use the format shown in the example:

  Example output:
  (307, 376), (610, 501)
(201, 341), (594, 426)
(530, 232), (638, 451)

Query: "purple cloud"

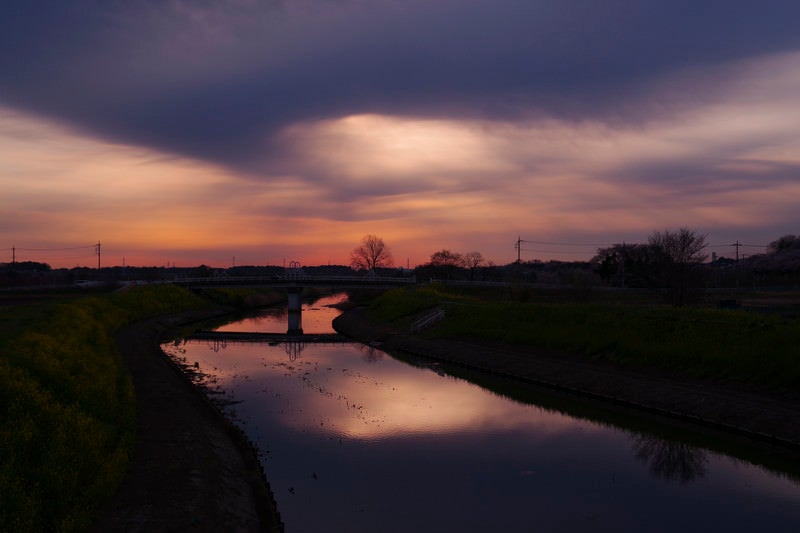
(2, 0), (800, 173)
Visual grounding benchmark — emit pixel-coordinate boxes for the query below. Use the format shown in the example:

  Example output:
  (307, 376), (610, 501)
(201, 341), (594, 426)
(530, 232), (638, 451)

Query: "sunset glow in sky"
(2, 1), (799, 268)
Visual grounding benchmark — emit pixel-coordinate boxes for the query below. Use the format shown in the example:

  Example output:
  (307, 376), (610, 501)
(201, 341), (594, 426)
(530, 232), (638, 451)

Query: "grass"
(0, 284), (211, 532)
(367, 286), (800, 389)
(367, 285), (446, 322)
(2, 282), (797, 529)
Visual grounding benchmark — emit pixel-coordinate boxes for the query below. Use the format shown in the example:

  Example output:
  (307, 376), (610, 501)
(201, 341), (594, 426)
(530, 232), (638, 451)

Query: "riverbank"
(333, 306), (800, 448)
(93, 309), (283, 532)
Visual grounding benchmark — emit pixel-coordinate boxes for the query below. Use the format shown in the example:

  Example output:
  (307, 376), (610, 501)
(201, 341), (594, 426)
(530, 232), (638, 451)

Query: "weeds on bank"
(0, 284), (209, 532)
(371, 287), (800, 388)
(367, 284), (473, 323)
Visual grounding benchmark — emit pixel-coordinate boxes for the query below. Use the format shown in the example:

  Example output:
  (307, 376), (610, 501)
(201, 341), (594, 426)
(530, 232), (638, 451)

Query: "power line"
(15, 245), (96, 251)
(520, 248), (598, 256)
(708, 243), (764, 248)
(3, 243), (100, 266)
(9, 251), (95, 257)
(519, 237), (769, 250)
(520, 239), (616, 247)
(516, 236), (630, 261)
(13, 251), (97, 257)
(517, 234), (772, 263)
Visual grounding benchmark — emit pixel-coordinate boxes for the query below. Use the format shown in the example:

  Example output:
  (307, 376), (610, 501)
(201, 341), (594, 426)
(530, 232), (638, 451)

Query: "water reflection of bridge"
(187, 331), (352, 361)
(188, 331), (350, 343)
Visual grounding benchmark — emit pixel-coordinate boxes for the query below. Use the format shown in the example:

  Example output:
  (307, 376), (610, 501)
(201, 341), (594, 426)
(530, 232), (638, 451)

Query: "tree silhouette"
(350, 235), (393, 271)
(428, 249), (464, 280)
(592, 243), (668, 288)
(768, 234), (800, 253)
(648, 228), (708, 306)
(463, 251), (485, 280)
(430, 249), (463, 267)
(648, 228), (708, 264)
(631, 435), (708, 484)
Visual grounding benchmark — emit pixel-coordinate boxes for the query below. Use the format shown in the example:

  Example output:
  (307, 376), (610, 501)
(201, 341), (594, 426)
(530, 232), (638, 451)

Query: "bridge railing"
(173, 274), (417, 286)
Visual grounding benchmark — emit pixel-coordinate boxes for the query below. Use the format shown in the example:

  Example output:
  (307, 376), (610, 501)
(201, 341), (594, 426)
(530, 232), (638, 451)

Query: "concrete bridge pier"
(287, 287), (303, 335)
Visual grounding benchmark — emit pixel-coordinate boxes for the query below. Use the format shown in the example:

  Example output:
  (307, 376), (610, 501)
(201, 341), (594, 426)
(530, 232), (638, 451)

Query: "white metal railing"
(411, 308), (445, 332)
(174, 274), (416, 285)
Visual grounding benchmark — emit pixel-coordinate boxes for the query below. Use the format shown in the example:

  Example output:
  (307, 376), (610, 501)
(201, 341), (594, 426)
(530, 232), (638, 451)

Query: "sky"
(2, 1), (799, 268)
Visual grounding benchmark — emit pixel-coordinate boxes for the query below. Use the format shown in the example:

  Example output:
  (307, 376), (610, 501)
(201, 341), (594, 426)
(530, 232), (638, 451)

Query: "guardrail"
(173, 275), (417, 286)
(411, 308), (446, 332)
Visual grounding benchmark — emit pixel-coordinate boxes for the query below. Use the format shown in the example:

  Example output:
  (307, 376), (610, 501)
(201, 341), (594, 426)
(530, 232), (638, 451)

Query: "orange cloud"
(4, 50), (800, 268)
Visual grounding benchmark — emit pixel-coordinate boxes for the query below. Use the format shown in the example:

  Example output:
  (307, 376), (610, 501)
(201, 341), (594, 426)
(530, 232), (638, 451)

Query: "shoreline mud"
(94, 309), (283, 532)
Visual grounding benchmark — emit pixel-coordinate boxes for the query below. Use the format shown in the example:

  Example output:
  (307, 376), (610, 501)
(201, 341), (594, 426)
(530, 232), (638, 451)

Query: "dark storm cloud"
(2, 0), (800, 171)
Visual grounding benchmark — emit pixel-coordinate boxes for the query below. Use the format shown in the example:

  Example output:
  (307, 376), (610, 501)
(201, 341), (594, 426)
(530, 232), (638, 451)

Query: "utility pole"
(731, 240), (742, 288)
(515, 236), (532, 264)
(95, 240), (101, 270)
(11, 245), (15, 266)
(731, 240), (741, 263)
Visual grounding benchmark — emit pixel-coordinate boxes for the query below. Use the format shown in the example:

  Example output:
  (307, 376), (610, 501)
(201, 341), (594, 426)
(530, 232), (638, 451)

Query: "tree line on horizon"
(349, 230), (800, 300)
(3, 231), (799, 294)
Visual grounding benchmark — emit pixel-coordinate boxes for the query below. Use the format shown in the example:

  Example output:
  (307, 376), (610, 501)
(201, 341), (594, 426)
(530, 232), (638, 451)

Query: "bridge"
(172, 274), (416, 290)
(174, 272), (415, 335)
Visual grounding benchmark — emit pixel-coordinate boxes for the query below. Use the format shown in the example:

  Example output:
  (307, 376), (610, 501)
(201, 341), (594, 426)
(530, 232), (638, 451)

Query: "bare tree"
(648, 228), (708, 264)
(463, 251), (484, 269)
(429, 249), (464, 267)
(463, 251), (485, 280)
(351, 235), (393, 271)
(648, 228), (708, 305)
(427, 249), (464, 280)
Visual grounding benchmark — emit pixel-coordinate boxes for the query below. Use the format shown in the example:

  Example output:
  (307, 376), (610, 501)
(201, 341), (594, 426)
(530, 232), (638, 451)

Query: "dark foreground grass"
(368, 286), (800, 389)
(0, 285), (210, 532)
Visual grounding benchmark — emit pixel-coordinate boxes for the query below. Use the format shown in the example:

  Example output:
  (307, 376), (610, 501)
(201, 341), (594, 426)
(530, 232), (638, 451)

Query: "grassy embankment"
(2, 282), (795, 529)
(368, 285), (800, 389)
(0, 284), (276, 532)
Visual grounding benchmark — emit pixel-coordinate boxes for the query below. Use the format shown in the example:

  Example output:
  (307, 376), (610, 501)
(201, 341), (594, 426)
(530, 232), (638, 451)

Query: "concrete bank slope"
(94, 310), (283, 532)
(333, 307), (800, 449)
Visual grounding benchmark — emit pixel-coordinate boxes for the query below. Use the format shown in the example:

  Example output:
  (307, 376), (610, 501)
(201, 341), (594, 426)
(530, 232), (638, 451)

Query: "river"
(161, 293), (800, 532)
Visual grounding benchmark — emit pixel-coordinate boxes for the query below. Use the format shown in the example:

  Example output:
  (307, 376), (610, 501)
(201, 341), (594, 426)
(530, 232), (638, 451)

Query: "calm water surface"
(162, 294), (800, 532)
